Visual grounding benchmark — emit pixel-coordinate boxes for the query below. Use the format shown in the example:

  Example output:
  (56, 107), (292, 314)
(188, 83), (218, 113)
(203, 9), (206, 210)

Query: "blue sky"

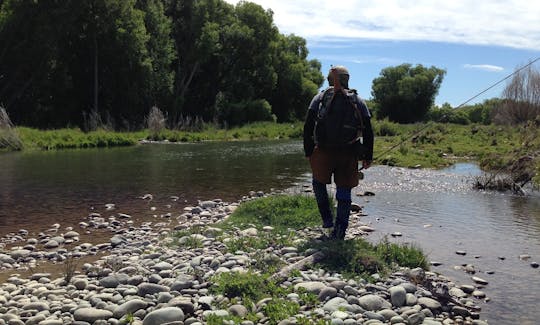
(224, 0), (540, 107)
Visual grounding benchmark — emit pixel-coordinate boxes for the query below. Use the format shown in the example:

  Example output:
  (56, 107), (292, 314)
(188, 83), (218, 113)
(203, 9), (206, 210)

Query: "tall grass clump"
(146, 106), (166, 140)
(0, 107), (23, 150)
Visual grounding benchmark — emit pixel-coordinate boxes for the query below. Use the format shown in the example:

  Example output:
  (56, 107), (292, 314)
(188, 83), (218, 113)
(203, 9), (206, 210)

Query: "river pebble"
(0, 192), (489, 324)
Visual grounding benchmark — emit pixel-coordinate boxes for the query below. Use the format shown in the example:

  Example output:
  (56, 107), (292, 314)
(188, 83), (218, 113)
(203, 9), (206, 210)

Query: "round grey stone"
(417, 297), (442, 311)
(138, 283), (169, 296)
(228, 304), (248, 317)
(358, 294), (387, 311)
(389, 286), (406, 307)
(318, 286), (338, 301)
(113, 299), (148, 319)
(142, 307), (185, 325)
(73, 307), (113, 323)
(323, 297), (349, 312)
(294, 281), (326, 294)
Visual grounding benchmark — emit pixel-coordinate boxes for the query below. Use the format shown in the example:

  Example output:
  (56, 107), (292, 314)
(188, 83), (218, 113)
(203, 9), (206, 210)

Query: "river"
(0, 140), (539, 324)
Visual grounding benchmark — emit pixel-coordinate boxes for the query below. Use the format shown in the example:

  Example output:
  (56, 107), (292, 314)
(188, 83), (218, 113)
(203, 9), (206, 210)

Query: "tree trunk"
(93, 33), (99, 112)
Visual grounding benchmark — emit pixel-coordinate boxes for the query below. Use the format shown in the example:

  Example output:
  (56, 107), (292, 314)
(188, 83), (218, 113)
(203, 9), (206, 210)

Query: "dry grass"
(146, 106), (166, 138)
(0, 107), (23, 150)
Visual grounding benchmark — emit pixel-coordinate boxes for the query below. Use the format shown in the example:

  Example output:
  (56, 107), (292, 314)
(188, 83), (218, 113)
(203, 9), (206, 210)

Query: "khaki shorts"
(309, 147), (359, 188)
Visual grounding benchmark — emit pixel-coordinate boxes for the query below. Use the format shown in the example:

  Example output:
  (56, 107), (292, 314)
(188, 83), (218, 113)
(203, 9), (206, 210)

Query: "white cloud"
(223, 0), (540, 50)
(463, 64), (504, 72)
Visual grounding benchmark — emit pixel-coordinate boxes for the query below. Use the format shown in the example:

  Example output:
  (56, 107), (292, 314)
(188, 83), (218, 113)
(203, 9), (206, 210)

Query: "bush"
(218, 98), (276, 126)
(374, 118), (399, 136)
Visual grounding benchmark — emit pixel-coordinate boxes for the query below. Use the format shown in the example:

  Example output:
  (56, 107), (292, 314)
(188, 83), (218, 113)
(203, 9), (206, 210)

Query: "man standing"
(303, 66), (374, 240)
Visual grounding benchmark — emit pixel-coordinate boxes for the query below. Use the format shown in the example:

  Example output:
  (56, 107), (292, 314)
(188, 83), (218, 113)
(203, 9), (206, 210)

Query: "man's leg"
(312, 179), (334, 230)
(333, 187), (352, 239)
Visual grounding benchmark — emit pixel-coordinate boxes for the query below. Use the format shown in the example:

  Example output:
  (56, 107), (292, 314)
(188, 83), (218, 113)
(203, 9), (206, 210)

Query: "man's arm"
(303, 94), (321, 157)
(357, 98), (374, 165)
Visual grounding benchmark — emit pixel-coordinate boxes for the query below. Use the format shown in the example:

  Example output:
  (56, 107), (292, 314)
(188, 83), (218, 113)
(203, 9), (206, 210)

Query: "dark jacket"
(303, 89), (374, 161)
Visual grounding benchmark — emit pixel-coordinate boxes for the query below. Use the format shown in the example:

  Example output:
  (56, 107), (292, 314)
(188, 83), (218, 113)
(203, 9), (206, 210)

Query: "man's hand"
(362, 160), (372, 169)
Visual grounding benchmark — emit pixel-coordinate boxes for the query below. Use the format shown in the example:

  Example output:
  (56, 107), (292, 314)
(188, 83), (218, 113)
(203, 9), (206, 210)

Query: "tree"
(372, 64), (445, 123)
(137, 0), (176, 111)
(270, 34), (322, 122)
(493, 63), (540, 125)
(0, 0), (159, 129)
(0, 0), (324, 128)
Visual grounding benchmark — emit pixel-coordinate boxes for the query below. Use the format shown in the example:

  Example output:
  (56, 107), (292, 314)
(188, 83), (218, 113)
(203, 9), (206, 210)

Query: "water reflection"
(0, 141), (310, 234)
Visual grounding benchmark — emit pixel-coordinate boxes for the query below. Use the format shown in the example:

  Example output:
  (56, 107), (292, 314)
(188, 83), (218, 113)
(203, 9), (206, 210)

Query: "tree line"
(0, 0), (324, 130)
(2, 0), (538, 131)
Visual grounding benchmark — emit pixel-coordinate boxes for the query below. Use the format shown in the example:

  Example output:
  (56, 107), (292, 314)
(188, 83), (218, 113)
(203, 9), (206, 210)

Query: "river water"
(0, 140), (539, 324)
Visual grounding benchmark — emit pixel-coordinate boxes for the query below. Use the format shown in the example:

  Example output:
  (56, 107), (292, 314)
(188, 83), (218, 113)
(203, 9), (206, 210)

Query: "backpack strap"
(317, 87), (335, 120)
(345, 89), (365, 131)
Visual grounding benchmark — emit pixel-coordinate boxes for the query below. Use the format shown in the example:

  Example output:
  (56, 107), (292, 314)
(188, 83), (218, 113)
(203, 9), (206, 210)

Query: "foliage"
(17, 127), (140, 150)
(375, 236), (428, 269)
(216, 97), (276, 126)
(372, 64), (446, 123)
(425, 103), (470, 125)
(371, 122), (523, 169)
(372, 118), (400, 136)
(0, 0), (323, 129)
(211, 271), (280, 302)
(263, 298), (300, 324)
(10, 122), (305, 151)
(301, 237), (428, 280)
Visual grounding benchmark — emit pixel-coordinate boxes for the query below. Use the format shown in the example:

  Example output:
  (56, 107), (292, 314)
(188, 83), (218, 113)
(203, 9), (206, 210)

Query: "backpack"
(314, 87), (365, 149)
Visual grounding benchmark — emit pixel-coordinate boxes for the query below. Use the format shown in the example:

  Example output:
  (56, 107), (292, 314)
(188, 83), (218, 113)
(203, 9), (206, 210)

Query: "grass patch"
(220, 194), (321, 233)
(10, 121), (304, 152)
(301, 237), (428, 280)
(221, 195), (429, 280)
(17, 127), (141, 150)
(371, 122), (525, 169)
(168, 226), (205, 248)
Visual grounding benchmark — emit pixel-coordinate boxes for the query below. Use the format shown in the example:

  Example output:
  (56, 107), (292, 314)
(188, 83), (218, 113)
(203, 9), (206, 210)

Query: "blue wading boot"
(312, 179), (334, 238)
(333, 199), (351, 239)
(333, 187), (352, 240)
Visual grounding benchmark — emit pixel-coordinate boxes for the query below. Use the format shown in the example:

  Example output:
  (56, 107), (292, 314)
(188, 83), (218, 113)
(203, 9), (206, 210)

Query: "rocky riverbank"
(0, 192), (489, 324)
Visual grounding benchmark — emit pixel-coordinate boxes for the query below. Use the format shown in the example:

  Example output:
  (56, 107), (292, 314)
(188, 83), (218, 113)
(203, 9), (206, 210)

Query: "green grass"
(11, 121), (303, 151)
(219, 194), (322, 233)
(371, 121), (527, 169)
(17, 127), (142, 150)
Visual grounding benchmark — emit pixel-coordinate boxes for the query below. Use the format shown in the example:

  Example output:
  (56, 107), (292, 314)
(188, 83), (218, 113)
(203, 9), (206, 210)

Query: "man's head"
(327, 65), (350, 89)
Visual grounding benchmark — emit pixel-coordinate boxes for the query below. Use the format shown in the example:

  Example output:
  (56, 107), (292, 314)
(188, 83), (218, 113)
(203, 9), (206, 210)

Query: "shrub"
(374, 118), (399, 136)
(218, 98), (276, 126)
